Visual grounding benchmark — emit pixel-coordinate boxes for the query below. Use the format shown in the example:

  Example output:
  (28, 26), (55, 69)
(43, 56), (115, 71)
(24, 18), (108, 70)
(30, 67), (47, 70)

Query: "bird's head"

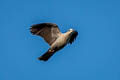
(67, 28), (74, 33)
(67, 28), (78, 35)
(66, 28), (77, 36)
(68, 28), (74, 31)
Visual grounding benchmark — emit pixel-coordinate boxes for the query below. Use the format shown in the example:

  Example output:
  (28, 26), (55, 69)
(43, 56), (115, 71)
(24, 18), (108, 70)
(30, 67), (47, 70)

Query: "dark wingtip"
(30, 23), (58, 35)
(30, 27), (37, 35)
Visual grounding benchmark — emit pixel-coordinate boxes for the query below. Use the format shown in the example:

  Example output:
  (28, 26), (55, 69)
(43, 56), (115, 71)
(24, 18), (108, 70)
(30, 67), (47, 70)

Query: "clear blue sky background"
(0, 0), (120, 80)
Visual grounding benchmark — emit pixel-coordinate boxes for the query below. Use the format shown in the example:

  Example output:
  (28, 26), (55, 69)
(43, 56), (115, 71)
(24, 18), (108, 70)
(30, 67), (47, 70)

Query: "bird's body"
(51, 33), (69, 49)
(30, 23), (78, 61)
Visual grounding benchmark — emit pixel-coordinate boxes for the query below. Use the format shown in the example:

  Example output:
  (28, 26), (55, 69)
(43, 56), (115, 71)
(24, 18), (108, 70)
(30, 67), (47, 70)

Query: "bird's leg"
(49, 49), (54, 53)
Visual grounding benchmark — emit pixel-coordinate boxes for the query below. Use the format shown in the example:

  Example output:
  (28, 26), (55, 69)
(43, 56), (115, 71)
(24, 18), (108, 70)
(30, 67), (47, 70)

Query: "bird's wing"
(30, 23), (61, 45)
(69, 31), (78, 44)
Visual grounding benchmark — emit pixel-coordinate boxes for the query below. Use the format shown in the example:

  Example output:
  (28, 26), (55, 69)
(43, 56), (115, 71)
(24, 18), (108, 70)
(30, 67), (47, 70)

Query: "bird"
(30, 23), (78, 61)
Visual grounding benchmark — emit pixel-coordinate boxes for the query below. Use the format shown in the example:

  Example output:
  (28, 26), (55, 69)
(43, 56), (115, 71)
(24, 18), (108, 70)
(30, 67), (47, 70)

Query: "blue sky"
(0, 0), (120, 80)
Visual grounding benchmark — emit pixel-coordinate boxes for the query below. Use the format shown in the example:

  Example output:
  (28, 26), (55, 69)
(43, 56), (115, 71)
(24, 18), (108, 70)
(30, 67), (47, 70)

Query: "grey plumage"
(30, 23), (61, 45)
(30, 23), (78, 61)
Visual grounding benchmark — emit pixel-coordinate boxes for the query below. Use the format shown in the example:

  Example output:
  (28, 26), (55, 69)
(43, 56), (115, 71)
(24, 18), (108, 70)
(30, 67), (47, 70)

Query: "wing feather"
(30, 23), (61, 45)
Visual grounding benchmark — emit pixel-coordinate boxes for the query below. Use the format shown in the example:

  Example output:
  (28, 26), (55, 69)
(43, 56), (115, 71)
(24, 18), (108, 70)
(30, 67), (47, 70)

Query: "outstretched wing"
(69, 31), (78, 44)
(30, 23), (61, 45)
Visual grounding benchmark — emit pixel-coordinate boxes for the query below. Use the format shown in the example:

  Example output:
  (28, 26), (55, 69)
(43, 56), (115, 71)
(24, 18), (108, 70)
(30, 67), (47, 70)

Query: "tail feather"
(38, 50), (55, 61)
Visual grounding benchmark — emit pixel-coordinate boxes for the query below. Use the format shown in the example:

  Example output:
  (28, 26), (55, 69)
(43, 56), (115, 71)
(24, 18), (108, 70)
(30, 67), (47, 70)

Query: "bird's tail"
(38, 49), (55, 61)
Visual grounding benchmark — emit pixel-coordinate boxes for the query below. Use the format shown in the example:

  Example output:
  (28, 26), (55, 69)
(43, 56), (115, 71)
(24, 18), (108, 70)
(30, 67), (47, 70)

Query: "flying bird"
(30, 23), (78, 61)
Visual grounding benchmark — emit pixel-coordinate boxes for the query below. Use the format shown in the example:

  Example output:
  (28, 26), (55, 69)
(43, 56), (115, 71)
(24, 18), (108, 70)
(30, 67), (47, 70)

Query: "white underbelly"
(51, 36), (68, 49)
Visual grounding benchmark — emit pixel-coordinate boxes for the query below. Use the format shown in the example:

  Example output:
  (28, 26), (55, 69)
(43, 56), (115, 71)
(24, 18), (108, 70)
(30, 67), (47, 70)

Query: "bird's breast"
(51, 34), (68, 49)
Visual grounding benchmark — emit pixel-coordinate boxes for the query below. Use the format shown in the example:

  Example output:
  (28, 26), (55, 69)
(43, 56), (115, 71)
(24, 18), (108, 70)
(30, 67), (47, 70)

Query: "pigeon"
(30, 23), (78, 61)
